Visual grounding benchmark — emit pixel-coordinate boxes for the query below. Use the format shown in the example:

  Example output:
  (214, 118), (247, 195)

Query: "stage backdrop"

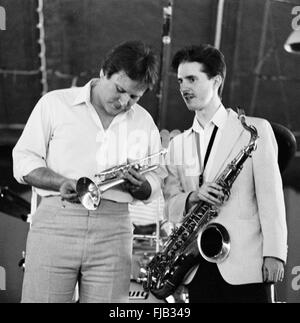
(0, 0), (300, 303)
(0, 0), (299, 187)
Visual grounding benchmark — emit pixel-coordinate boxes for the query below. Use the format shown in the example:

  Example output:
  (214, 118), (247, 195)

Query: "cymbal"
(0, 186), (30, 221)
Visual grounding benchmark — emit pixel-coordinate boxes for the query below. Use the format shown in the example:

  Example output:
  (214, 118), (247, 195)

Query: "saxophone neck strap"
(196, 125), (218, 186)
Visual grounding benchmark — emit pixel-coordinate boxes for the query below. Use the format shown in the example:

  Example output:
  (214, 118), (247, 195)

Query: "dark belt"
(133, 223), (157, 235)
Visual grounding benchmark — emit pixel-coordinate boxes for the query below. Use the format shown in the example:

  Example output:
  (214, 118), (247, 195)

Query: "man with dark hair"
(164, 44), (287, 303)
(13, 40), (165, 303)
(171, 44), (226, 97)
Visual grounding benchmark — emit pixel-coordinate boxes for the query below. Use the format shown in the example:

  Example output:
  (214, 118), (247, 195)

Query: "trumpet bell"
(75, 149), (167, 210)
(76, 177), (101, 211)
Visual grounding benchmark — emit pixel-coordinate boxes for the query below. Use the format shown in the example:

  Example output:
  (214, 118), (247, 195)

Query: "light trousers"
(21, 197), (133, 303)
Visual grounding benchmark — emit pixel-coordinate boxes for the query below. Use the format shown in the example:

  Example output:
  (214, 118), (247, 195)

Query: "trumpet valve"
(95, 174), (106, 183)
(132, 163), (142, 171)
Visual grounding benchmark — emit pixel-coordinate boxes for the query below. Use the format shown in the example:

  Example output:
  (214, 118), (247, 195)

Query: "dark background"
(0, 0), (299, 189)
(0, 0), (300, 303)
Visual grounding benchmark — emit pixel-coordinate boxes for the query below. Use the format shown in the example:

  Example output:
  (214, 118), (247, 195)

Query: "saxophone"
(143, 109), (258, 299)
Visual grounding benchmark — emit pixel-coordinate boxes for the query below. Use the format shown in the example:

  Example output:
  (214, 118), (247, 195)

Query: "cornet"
(76, 149), (167, 210)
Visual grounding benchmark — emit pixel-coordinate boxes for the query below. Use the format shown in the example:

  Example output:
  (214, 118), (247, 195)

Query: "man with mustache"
(13, 41), (165, 303)
(164, 44), (287, 303)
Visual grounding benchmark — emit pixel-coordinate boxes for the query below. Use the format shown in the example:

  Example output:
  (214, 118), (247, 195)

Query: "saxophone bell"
(197, 222), (230, 263)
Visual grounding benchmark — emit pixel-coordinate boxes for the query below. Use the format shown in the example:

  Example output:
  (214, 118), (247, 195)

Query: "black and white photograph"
(0, 0), (300, 305)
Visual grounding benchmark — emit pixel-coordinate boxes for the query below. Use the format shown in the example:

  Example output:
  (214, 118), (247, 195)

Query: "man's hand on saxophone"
(122, 167), (152, 200)
(186, 182), (225, 211)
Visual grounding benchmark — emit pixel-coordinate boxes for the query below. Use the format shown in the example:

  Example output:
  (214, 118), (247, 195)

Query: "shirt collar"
(72, 79), (95, 107)
(187, 104), (228, 135)
(71, 78), (135, 118)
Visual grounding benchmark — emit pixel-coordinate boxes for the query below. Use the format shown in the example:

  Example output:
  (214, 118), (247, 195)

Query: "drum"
(129, 281), (166, 303)
(130, 250), (190, 303)
(130, 228), (189, 303)
(131, 251), (154, 282)
(130, 237), (166, 303)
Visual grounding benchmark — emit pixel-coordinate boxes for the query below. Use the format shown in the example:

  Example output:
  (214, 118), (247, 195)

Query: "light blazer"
(164, 109), (288, 285)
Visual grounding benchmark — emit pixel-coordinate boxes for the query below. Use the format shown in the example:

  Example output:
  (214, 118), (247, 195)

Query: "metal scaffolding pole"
(156, 0), (174, 130)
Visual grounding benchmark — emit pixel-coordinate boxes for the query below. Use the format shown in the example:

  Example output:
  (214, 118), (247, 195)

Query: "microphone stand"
(156, 0), (174, 130)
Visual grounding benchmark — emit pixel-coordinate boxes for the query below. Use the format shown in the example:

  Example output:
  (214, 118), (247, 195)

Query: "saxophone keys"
(222, 188), (230, 202)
